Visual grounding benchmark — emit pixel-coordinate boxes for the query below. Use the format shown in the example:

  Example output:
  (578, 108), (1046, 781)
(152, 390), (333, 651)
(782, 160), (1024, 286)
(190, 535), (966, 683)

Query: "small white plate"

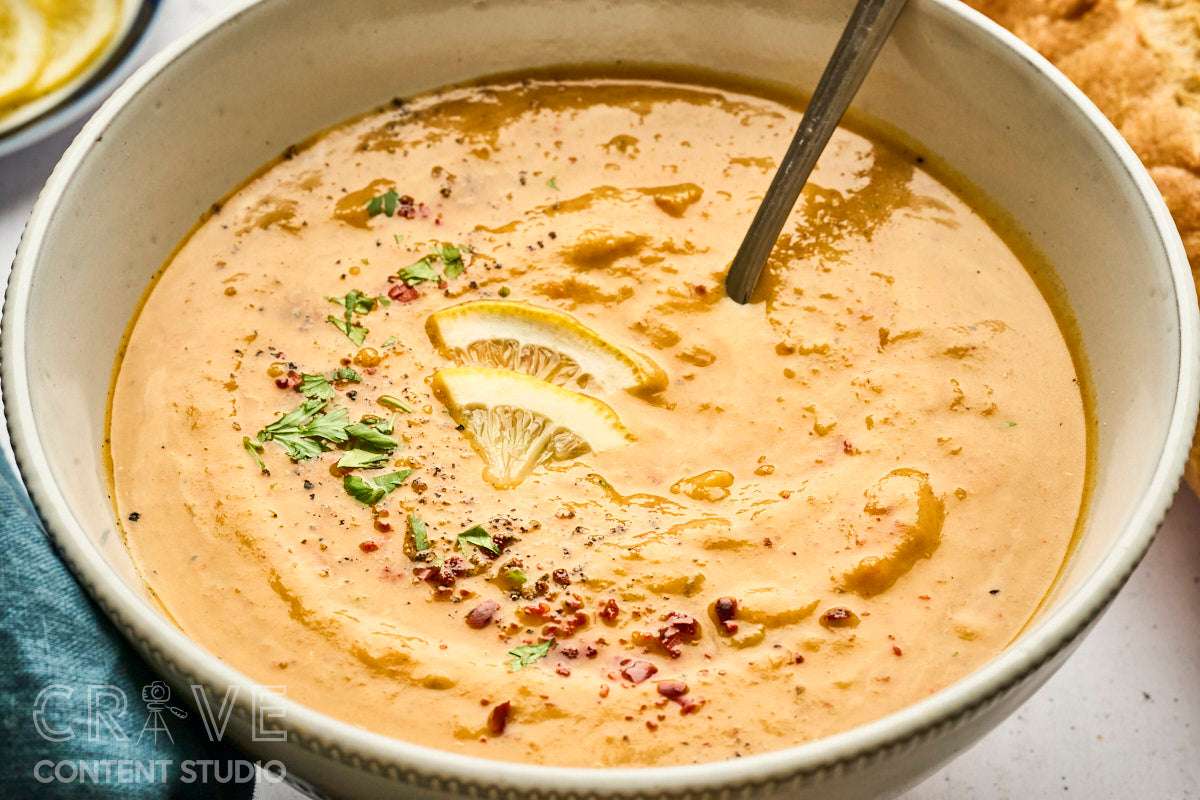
(0, 0), (160, 158)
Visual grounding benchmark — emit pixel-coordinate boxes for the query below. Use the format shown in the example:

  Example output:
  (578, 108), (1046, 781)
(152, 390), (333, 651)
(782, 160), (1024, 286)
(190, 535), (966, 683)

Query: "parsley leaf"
(380, 336), (398, 349)
(373, 469), (413, 493)
(336, 416), (399, 469)
(334, 367), (361, 382)
(409, 514), (429, 551)
(257, 399), (351, 461)
(457, 525), (499, 555)
(343, 469), (413, 505)
(366, 188), (400, 218)
(243, 437), (267, 474)
(397, 256), (439, 286)
(438, 244), (465, 279)
(379, 394), (414, 413)
(327, 315), (367, 346)
(546, 177), (559, 190)
(507, 641), (552, 671)
(397, 245), (472, 285)
(327, 290), (383, 345)
(328, 289), (380, 316)
(336, 447), (391, 470)
(299, 373), (334, 401)
(344, 421), (398, 450)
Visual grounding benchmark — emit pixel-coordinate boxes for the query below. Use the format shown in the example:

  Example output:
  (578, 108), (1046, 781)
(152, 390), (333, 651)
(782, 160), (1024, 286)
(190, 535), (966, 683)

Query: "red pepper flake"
(892, 645), (903, 657)
(559, 646), (579, 659)
(713, 597), (739, 634)
(656, 613), (701, 658)
(555, 663), (571, 677)
(656, 681), (688, 699)
(466, 600), (500, 629)
(373, 519), (392, 533)
(793, 654), (805, 665)
(359, 541), (379, 553)
(487, 701), (510, 735)
(619, 659), (658, 684)
(694, 284), (708, 295)
(599, 684), (610, 698)
(820, 607), (860, 629)
(762, 537), (773, 547)
(552, 569), (571, 586)
(415, 556), (469, 587)
(656, 680), (704, 714)
(275, 370), (301, 390)
(599, 599), (620, 622)
(521, 602), (554, 620)
(388, 283), (419, 303)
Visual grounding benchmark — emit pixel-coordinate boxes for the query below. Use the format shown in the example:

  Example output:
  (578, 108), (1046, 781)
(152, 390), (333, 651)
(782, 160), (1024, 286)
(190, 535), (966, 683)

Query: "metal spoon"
(724, 0), (909, 304)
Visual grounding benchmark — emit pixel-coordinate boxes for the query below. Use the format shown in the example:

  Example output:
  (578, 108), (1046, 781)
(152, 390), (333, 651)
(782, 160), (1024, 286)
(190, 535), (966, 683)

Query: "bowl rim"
(0, 0), (162, 159)
(3, 0), (1198, 794)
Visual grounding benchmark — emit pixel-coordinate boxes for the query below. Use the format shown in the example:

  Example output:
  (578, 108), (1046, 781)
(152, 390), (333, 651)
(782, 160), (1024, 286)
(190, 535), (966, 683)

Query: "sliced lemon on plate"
(432, 366), (633, 488)
(0, 0), (48, 108)
(425, 300), (667, 396)
(29, 0), (119, 95)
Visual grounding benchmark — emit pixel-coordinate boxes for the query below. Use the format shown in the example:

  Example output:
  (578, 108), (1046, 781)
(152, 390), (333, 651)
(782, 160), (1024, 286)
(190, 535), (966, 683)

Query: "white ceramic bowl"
(0, 0), (160, 157)
(4, 0), (1198, 797)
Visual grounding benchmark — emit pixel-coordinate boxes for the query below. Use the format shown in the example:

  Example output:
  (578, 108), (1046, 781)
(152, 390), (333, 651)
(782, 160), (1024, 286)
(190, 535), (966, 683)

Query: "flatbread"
(965, 0), (1200, 494)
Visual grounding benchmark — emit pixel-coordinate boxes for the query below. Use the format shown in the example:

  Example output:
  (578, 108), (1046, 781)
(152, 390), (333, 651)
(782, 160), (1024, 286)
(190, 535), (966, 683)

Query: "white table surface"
(1, 1), (1196, 797)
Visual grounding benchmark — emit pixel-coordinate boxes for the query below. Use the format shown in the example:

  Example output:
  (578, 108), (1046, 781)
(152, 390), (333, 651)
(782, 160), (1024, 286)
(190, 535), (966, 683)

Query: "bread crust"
(965, 0), (1200, 494)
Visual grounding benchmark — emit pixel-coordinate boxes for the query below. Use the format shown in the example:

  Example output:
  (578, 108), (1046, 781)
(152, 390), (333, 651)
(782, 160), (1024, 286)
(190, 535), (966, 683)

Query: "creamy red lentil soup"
(109, 71), (1088, 766)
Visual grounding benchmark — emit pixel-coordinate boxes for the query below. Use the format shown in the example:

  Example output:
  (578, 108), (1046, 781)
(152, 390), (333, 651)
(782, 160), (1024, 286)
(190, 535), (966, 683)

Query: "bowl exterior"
(3, 0), (1196, 797)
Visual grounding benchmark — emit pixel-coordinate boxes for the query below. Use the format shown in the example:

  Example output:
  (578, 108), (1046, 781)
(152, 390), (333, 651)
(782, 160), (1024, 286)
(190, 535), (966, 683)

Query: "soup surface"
(109, 74), (1087, 766)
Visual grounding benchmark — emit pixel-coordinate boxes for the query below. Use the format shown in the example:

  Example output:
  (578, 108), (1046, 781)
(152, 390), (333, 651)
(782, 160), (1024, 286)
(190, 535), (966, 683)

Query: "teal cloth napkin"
(0, 453), (254, 798)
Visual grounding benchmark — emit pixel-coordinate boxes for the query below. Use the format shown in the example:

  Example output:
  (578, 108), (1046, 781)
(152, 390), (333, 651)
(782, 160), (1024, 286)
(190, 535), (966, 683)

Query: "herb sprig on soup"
(108, 71), (1088, 765)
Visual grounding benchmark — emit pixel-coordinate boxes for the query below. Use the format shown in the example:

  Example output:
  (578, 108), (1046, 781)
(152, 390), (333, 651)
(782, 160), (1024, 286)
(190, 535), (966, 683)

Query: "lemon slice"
(0, 0), (48, 107)
(425, 300), (667, 396)
(432, 366), (633, 488)
(29, 0), (119, 95)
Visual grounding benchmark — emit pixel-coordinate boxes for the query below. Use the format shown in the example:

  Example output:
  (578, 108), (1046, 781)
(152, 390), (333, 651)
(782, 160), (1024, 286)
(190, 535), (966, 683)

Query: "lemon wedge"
(425, 300), (667, 396)
(0, 0), (48, 108)
(432, 366), (633, 488)
(29, 0), (118, 95)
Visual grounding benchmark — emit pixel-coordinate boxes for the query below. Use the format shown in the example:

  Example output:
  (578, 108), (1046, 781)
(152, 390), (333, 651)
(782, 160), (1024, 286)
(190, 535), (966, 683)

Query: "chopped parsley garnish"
(507, 641), (552, 671)
(299, 373), (334, 401)
(409, 514), (429, 551)
(256, 399), (350, 461)
(336, 447), (391, 470)
(366, 188), (401, 218)
(498, 286), (511, 298)
(328, 317), (367, 346)
(1004, 421), (1017, 428)
(344, 420), (397, 449)
(396, 243), (472, 285)
(437, 244), (465, 279)
(380, 336), (398, 349)
(397, 256), (439, 286)
(327, 289), (385, 345)
(546, 177), (559, 190)
(336, 417), (399, 469)
(503, 568), (527, 585)
(334, 367), (361, 382)
(243, 437), (267, 474)
(343, 469), (414, 505)
(457, 525), (499, 555)
(379, 394), (414, 413)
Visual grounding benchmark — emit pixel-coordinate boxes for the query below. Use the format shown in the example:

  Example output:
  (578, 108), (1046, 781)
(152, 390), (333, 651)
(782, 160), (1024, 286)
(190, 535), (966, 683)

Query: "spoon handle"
(724, 0), (909, 304)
